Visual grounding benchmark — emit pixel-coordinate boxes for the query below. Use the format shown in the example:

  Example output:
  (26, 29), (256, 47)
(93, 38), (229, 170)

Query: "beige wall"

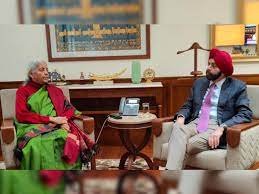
(0, 24), (258, 82)
(0, 1), (258, 81)
(0, 24), (198, 81)
(158, 0), (237, 24)
(0, 0), (18, 24)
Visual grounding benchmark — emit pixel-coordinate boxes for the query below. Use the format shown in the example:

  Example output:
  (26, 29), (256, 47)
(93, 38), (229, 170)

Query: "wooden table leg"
(119, 152), (131, 169)
(135, 127), (152, 151)
(138, 152), (154, 169)
(118, 128), (153, 170)
(127, 155), (134, 170)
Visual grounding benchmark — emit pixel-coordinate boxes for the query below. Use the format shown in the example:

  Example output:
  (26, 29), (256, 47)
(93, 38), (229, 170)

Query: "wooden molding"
(152, 0), (157, 24)
(227, 119), (259, 148)
(17, 0), (24, 24)
(250, 161), (259, 170)
(209, 24), (216, 49)
(153, 158), (166, 168)
(1, 119), (16, 144)
(237, 0), (244, 23)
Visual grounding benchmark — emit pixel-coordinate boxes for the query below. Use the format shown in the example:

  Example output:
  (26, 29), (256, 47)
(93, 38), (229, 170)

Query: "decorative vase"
(131, 61), (141, 84)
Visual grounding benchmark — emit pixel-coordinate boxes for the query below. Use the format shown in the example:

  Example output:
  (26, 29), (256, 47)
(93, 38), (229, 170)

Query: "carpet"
(0, 162), (5, 169)
(95, 158), (149, 170)
(1, 159), (165, 170)
(95, 158), (165, 170)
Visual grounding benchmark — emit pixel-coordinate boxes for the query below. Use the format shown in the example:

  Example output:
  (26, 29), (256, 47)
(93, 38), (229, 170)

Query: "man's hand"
(176, 116), (185, 125)
(208, 127), (224, 149)
(49, 116), (68, 125)
(61, 123), (70, 132)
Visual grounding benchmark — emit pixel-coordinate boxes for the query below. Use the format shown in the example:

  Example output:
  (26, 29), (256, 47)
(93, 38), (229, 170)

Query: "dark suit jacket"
(176, 77), (252, 127)
(175, 77), (252, 147)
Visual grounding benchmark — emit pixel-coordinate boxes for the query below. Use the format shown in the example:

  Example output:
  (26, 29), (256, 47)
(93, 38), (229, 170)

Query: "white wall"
(0, 25), (152, 81)
(158, 0), (237, 24)
(0, 24), (258, 82)
(0, 0), (238, 24)
(0, 0), (19, 24)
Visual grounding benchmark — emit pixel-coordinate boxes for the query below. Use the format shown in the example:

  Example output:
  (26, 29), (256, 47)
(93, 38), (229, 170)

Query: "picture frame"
(18, 0), (157, 24)
(210, 24), (259, 62)
(237, 0), (259, 24)
(45, 24), (150, 62)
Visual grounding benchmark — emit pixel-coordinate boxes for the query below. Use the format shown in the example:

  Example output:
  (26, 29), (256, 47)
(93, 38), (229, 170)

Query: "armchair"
(0, 87), (96, 169)
(161, 170), (259, 194)
(152, 85), (259, 170)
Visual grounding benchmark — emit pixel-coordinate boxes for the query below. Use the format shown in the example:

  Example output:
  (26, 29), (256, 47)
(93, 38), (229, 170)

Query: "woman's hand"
(61, 123), (70, 132)
(49, 116), (68, 125)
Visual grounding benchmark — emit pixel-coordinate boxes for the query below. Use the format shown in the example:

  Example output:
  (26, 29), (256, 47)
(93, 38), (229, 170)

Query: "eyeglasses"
(207, 62), (218, 68)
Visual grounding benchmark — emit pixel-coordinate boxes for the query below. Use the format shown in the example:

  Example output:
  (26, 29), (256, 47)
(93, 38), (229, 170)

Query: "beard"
(206, 70), (222, 81)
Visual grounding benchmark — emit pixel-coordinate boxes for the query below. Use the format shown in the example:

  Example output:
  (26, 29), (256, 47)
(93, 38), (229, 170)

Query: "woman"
(14, 60), (96, 169)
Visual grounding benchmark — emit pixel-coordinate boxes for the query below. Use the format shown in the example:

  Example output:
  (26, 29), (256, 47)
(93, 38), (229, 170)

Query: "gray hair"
(24, 60), (47, 84)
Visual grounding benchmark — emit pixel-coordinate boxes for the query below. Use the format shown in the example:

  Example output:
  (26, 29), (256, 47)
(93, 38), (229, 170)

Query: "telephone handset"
(119, 97), (140, 116)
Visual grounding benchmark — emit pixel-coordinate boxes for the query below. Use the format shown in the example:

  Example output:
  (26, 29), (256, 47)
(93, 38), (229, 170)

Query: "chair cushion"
(161, 171), (259, 194)
(58, 86), (70, 101)
(0, 89), (17, 119)
(186, 149), (227, 170)
(161, 143), (227, 170)
(161, 170), (181, 183)
(206, 171), (259, 194)
(161, 143), (169, 160)
(247, 85), (259, 119)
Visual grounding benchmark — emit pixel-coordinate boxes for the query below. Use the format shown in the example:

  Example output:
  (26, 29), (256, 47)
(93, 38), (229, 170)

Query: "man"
(166, 48), (253, 170)
(15, 60), (97, 169)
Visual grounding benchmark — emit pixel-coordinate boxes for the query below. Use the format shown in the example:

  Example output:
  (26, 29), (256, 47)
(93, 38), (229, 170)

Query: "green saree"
(0, 171), (64, 194)
(15, 87), (81, 170)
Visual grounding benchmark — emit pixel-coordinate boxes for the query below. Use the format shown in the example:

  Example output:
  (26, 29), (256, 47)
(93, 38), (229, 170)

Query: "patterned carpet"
(0, 159), (152, 170)
(95, 158), (149, 170)
(0, 162), (5, 169)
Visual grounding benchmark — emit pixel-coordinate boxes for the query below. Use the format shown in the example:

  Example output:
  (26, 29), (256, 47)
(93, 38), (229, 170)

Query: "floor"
(96, 143), (152, 159)
(0, 143), (152, 163)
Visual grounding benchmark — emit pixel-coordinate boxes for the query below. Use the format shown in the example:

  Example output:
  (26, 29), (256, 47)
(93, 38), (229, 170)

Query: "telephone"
(119, 97), (140, 116)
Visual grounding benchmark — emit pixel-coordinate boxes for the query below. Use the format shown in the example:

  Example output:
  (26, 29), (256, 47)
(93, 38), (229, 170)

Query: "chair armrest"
(0, 119), (15, 144)
(227, 119), (259, 148)
(73, 115), (94, 135)
(152, 116), (174, 137)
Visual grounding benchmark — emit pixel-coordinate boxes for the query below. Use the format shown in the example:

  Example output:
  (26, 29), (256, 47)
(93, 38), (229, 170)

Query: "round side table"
(107, 113), (157, 170)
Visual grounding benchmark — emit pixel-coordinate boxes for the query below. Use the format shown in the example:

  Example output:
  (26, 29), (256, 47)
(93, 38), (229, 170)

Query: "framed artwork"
(45, 24), (150, 62)
(18, 0), (157, 24)
(210, 24), (259, 62)
(238, 0), (259, 24)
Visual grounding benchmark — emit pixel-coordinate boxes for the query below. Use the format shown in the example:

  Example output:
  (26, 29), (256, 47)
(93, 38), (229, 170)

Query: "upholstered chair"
(152, 85), (259, 170)
(0, 87), (96, 169)
(161, 170), (259, 194)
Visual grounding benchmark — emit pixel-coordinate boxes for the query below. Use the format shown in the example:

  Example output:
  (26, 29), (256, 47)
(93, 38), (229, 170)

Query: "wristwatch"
(177, 114), (185, 119)
(220, 124), (228, 132)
